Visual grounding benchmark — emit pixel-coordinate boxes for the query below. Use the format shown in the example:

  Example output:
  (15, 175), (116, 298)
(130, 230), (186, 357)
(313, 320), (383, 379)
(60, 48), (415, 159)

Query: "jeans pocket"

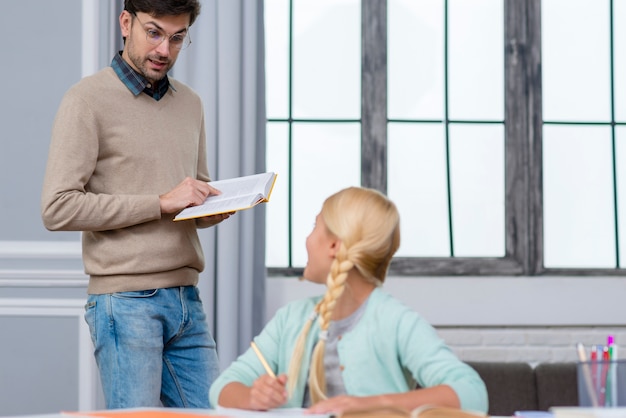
(112, 289), (159, 299)
(84, 298), (97, 343)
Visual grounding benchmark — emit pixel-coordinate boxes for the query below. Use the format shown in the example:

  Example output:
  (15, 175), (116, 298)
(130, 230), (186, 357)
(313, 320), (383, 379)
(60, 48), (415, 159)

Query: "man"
(41, 0), (230, 409)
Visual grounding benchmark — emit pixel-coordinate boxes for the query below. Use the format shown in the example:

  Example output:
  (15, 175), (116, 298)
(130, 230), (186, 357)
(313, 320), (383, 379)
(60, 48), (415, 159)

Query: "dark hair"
(124, 0), (201, 26)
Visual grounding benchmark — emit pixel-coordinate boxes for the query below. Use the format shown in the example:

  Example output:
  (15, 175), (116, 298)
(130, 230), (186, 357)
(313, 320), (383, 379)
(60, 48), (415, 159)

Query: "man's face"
(119, 11), (190, 84)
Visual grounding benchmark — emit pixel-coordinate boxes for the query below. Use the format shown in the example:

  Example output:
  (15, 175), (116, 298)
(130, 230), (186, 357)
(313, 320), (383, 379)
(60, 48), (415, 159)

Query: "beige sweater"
(42, 67), (211, 294)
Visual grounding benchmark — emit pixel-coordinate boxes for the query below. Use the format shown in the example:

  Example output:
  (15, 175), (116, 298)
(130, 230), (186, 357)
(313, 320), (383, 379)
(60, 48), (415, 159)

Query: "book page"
(203, 173), (275, 204)
(175, 195), (263, 219)
(63, 407), (328, 418)
(63, 408), (227, 418)
(174, 172), (276, 221)
(215, 407), (331, 418)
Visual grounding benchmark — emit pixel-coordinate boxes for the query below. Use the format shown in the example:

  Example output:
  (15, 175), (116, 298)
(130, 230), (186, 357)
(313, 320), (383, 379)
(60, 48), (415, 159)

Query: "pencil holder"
(577, 360), (626, 407)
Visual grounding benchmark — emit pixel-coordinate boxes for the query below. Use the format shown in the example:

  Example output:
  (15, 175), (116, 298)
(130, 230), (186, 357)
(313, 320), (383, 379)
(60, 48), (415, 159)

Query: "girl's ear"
(328, 238), (342, 258)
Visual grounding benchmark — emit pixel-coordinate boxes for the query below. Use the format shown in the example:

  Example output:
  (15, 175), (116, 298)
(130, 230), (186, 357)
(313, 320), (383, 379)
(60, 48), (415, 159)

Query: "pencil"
(250, 341), (276, 378)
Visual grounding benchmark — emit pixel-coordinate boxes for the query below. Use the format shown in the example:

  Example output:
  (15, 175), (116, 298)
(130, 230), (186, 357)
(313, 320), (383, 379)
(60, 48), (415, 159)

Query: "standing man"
(41, 0), (229, 409)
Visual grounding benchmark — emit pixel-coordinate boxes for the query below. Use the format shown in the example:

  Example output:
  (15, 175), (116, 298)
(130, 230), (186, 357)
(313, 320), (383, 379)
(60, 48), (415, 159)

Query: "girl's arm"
(306, 385), (459, 414)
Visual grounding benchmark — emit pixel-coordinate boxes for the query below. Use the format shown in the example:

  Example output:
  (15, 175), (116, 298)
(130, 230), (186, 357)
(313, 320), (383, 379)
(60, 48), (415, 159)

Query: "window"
(264, 0), (626, 276)
(542, 0), (626, 271)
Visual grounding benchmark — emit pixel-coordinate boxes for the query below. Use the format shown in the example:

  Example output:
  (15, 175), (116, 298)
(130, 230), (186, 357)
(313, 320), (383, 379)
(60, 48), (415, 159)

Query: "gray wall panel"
(1, 0), (109, 414)
(0, 317), (79, 415)
(0, 0), (82, 242)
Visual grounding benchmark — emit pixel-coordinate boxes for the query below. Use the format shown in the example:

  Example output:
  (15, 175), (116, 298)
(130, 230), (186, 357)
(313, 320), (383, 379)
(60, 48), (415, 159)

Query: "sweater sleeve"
(41, 87), (161, 232)
(396, 308), (489, 413)
(209, 297), (321, 408)
(210, 303), (298, 408)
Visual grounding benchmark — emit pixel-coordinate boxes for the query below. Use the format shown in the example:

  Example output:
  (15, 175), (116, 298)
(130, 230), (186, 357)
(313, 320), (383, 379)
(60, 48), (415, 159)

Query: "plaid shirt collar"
(111, 52), (176, 101)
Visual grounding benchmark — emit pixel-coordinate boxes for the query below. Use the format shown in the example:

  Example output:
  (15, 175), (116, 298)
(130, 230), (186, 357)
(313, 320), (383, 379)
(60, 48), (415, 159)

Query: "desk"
(1, 408), (511, 418)
(2, 408), (331, 418)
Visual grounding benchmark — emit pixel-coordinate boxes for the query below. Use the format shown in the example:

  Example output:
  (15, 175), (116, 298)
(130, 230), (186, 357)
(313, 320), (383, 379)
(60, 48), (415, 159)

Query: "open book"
(173, 172), (277, 221)
(338, 405), (488, 418)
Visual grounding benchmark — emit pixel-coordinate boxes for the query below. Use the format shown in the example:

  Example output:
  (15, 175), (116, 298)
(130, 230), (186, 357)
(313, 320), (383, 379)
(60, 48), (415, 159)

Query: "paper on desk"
(550, 407), (626, 417)
(215, 407), (332, 418)
(63, 407), (331, 418)
(62, 408), (226, 418)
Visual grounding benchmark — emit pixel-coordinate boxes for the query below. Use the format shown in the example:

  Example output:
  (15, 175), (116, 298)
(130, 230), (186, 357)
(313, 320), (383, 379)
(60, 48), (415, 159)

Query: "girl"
(209, 187), (488, 414)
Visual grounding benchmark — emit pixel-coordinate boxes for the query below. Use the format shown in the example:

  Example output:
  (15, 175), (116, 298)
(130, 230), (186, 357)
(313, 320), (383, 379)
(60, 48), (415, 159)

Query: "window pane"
(291, 123), (361, 266)
(388, 123), (450, 256)
(542, 0), (611, 121)
(388, 0), (444, 120)
(448, 0), (503, 121)
(449, 124), (504, 257)
(292, 0), (360, 119)
(266, 122), (290, 266)
(264, 0), (290, 119)
(615, 0), (626, 121)
(543, 125), (616, 268)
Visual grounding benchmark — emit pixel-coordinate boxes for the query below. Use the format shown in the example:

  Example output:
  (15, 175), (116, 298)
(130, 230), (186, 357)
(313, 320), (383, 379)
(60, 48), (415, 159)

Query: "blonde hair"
(286, 187), (401, 403)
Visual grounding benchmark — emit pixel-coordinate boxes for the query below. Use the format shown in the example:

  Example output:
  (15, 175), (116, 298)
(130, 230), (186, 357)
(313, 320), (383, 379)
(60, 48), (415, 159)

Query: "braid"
(286, 301), (321, 397)
(288, 187), (400, 404)
(308, 243), (354, 404)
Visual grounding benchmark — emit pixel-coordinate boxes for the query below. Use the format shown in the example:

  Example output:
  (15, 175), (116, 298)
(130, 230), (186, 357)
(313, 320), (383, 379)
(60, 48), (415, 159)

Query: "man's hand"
(159, 177), (221, 214)
(198, 212), (234, 227)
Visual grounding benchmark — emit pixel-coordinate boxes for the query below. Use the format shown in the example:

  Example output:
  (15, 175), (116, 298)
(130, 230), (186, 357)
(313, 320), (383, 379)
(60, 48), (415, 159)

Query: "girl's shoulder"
(366, 288), (429, 327)
(273, 294), (324, 320)
(368, 288), (413, 313)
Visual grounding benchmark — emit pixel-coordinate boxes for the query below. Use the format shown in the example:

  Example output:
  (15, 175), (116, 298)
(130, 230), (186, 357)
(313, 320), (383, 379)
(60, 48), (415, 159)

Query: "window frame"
(267, 0), (626, 277)
(358, 0), (541, 276)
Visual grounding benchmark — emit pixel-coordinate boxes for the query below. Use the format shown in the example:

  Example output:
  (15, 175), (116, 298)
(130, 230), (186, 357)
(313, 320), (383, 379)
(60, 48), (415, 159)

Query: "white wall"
(267, 276), (626, 364)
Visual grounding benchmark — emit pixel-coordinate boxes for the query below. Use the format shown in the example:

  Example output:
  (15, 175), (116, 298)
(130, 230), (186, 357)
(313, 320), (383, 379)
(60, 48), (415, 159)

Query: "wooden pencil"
(250, 341), (276, 378)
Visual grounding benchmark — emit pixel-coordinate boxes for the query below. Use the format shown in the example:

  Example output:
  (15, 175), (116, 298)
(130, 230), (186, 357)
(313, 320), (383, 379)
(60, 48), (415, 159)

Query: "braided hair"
(286, 187), (401, 403)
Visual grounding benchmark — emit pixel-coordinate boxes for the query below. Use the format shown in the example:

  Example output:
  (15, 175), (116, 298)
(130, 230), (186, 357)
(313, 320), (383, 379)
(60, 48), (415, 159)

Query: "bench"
(466, 362), (578, 416)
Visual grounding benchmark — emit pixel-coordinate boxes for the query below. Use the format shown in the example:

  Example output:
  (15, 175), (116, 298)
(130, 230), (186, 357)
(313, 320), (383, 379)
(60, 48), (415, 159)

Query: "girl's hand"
(248, 373), (288, 411)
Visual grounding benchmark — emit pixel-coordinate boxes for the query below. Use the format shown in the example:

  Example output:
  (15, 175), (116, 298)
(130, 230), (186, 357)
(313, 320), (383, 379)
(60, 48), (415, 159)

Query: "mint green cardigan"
(209, 288), (488, 413)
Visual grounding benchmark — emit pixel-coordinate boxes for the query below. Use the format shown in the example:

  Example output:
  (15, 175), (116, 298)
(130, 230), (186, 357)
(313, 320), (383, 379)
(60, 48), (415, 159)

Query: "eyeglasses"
(132, 13), (191, 51)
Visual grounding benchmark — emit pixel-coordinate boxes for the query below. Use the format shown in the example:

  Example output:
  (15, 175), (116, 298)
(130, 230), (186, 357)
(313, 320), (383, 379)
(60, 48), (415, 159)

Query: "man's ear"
(119, 10), (132, 38)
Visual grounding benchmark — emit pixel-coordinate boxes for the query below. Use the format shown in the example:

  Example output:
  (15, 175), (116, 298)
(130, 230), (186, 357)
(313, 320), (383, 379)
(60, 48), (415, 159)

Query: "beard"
(126, 43), (173, 84)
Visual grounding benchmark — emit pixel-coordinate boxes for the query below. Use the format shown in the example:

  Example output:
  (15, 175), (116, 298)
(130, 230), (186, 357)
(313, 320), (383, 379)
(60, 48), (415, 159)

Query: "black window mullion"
(610, 0), (620, 268)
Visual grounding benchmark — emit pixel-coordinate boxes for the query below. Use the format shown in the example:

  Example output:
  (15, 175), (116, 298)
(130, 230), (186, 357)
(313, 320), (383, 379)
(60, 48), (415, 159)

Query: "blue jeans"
(84, 286), (219, 409)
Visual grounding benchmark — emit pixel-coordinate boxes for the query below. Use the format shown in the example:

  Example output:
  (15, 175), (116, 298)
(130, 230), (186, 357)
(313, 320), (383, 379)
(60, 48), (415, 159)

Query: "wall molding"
(0, 241), (86, 285)
(0, 240), (82, 259)
(0, 269), (87, 288)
